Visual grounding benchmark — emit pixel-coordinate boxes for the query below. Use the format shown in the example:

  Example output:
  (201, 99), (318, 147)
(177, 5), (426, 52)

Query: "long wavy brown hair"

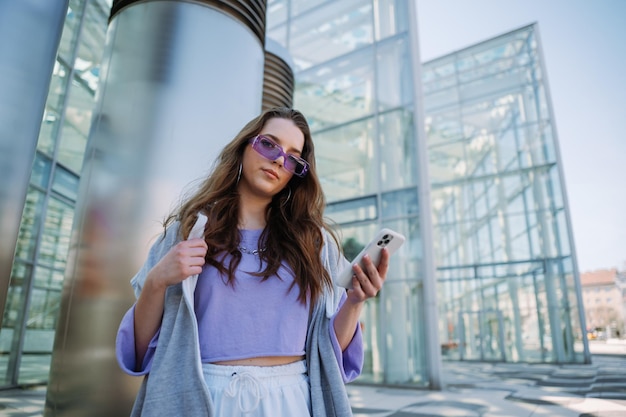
(164, 107), (339, 304)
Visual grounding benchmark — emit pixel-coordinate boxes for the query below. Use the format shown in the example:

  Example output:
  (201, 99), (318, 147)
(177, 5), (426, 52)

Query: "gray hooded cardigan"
(128, 214), (355, 416)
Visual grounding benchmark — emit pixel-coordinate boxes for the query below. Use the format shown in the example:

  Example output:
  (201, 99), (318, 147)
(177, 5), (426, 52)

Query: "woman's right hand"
(146, 238), (208, 289)
(134, 237), (207, 367)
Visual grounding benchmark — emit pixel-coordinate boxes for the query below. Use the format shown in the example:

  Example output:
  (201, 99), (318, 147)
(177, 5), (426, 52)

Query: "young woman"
(116, 107), (389, 416)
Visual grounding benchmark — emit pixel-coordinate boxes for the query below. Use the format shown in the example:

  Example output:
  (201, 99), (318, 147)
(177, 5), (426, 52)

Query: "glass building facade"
(423, 25), (589, 363)
(0, 0), (112, 387)
(0, 2), (588, 392)
(266, 0), (441, 385)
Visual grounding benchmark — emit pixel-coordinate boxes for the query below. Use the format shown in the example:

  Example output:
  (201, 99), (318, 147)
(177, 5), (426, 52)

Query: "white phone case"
(336, 228), (406, 289)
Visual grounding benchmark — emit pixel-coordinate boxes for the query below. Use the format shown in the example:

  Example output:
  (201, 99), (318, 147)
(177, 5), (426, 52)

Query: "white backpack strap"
(181, 213), (208, 305)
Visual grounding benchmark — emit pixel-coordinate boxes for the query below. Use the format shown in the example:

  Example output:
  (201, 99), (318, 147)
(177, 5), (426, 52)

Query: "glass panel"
(56, 0), (108, 172)
(422, 58), (456, 94)
(497, 125), (518, 171)
(266, 25), (288, 47)
(52, 165), (80, 201)
(315, 117), (377, 201)
(507, 213), (530, 259)
(457, 310), (504, 361)
(57, 80), (94, 173)
(295, 47), (374, 130)
(24, 286), (60, 332)
(289, 0), (373, 70)
(381, 188), (418, 219)
(555, 210), (571, 255)
(428, 140), (465, 184)
(423, 108), (463, 146)
(73, 0), (109, 92)
(30, 153), (52, 189)
(37, 109), (60, 157)
(424, 86), (460, 111)
(267, 0), (288, 28)
(37, 197), (74, 270)
(290, 0), (328, 16)
(359, 294), (379, 377)
(378, 109), (417, 190)
(37, 62), (70, 157)
(18, 350), (52, 385)
(57, 0), (85, 63)
(548, 166), (564, 209)
(14, 189), (45, 262)
(19, 283), (58, 384)
(47, 62), (70, 111)
(325, 195), (377, 225)
(522, 84), (539, 122)
(373, 0), (409, 41)
(0, 262), (32, 385)
(2, 264), (31, 328)
(376, 37), (411, 111)
(379, 280), (424, 383)
(33, 266), (65, 292)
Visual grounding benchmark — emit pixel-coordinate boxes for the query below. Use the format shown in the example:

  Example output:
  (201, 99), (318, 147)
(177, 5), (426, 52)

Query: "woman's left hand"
(333, 248), (390, 351)
(346, 248), (389, 303)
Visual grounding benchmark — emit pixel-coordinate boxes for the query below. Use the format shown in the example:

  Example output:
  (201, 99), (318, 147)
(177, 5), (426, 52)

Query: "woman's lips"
(262, 168), (279, 180)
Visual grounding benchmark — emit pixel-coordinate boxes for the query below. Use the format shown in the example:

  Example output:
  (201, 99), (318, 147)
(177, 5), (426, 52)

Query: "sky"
(416, 0), (626, 273)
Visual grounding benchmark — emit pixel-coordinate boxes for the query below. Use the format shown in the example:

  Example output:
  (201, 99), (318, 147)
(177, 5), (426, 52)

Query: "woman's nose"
(273, 155), (285, 167)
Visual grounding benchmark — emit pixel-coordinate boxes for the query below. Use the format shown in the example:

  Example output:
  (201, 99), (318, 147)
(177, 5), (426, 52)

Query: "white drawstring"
(225, 371), (268, 413)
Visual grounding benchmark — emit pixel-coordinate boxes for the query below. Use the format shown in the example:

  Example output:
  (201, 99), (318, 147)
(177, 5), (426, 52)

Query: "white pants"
(202, 360), (311, 417)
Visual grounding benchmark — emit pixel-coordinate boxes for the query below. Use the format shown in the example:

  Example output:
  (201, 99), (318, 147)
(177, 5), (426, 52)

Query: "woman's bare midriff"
(211, 355), (305, 367)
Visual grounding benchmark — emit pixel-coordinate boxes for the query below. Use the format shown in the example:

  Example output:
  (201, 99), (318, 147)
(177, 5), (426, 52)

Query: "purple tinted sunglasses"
(249, 135), (309, 177)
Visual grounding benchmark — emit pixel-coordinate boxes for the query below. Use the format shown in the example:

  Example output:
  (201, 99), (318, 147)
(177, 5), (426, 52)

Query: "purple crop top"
(116, 228), (363, 382)
(194, 228), (309, 362)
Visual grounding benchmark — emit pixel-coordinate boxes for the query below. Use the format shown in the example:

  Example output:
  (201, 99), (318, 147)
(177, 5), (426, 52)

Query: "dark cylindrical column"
(45, 1), (266, 415)
(0, 1), (69, 338)
(263, 38), (294, 110)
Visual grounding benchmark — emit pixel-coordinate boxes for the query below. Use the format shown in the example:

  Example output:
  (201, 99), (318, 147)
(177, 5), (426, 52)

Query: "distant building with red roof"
(581, 268), (626, 338)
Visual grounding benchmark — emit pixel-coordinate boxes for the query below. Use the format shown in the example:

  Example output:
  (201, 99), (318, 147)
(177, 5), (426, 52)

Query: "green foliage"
(342, 237), (364, 262)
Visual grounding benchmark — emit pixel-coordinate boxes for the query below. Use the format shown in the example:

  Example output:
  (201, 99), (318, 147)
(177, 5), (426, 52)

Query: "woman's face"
(238, 117), (306, 201)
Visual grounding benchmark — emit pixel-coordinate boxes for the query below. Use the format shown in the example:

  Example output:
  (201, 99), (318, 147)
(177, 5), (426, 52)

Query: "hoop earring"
(236, 163), (242, 185)
(280, 186), (292, 207)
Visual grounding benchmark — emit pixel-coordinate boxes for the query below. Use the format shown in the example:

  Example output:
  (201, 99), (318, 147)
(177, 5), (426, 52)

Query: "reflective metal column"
(44, 1), (266, 415)
(0, 0), (69, 338)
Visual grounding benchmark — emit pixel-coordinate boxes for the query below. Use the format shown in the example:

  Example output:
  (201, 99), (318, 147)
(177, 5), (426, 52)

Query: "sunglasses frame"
(249, 135), (309, 177)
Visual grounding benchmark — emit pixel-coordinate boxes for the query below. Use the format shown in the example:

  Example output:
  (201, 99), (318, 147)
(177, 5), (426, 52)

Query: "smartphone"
(336, 228), (406, 289)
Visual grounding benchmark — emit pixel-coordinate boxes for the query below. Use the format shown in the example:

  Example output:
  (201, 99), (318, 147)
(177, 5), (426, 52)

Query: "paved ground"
(349, 354), (626, 417)
(2, 346), (626, 416)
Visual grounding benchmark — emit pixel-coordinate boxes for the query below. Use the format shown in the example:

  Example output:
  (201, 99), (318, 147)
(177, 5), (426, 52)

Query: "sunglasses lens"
(286, 157), (306, 176)
(258, 137), (280, 159)
(252, 135), (308, 177)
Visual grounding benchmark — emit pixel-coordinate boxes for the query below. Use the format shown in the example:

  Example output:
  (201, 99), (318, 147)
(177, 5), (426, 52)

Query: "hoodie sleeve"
(115, 223), (180, 376)
(328, 291), (364, 383)
(116, 305), (160, 376)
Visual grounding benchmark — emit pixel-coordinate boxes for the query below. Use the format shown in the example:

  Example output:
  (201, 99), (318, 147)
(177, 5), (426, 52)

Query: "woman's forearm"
(132, 238), (208, 367)
(133, 274), (167, 366)
(332, 298), (364, 351)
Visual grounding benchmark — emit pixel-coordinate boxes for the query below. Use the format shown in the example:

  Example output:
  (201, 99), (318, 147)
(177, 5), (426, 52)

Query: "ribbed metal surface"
(262, 50), (294, 110)
(110, 0), (266, 44)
